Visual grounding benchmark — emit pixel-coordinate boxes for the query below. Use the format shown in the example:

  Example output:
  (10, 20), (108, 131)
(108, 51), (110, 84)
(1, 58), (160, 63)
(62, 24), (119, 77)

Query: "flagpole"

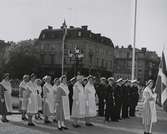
(131, 0), (138, 80)
(61, 20), (67, 75)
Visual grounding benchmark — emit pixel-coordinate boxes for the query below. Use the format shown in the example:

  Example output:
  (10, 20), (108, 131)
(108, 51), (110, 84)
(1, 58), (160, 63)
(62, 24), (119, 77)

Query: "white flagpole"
(132, 0), (137, 80)
(61, 20), (67, 75)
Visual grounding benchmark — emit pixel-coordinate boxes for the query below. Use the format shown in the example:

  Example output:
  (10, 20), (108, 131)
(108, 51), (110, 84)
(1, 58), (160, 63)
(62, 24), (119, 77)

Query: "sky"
(0, 0), (167, 59)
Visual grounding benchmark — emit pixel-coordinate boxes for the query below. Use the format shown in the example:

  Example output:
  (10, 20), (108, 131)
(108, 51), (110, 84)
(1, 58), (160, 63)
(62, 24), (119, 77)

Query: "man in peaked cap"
(129, 80), (139, 117)
(68, 77), (76, 115)
(105, 77), (118, 122)
(114, 78), (124, 120)
(96, 77), (107, 116)
(121, 79), (130, 119)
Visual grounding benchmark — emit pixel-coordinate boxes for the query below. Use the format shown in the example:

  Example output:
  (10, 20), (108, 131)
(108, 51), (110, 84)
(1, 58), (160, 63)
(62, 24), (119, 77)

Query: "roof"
(38, 26), (114, 47)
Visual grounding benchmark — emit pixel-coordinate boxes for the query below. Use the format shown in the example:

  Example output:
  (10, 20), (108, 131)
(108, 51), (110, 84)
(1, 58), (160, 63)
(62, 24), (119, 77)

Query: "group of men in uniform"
(96, 77), (139, 122)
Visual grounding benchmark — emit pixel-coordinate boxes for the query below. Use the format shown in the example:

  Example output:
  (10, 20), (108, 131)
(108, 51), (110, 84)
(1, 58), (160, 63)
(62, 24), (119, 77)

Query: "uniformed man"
(121, 80), (129, 119)
(96, 77), (107, 116)
(68, 77), (76, 115)
(129, 80), (139, 117)
(105, 77), (118, 122)
(114, 78), (123, 120)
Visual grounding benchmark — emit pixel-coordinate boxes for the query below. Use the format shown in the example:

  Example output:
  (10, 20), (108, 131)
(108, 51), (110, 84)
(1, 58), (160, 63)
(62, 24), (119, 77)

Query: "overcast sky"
(0, 0), (167, 59)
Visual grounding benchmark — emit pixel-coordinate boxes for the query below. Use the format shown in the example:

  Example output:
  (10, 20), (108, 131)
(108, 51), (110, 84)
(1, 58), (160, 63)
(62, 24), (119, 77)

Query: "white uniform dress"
(44, 83), (55, 114)
(53, 84), (58, 113)
(72, 81), (86, 118)
(59, 83), (70, 120)
(35, 84), (42, 111)
(0, 80), (13, 113)
(85, 82), (97, 117)
(142, 86), (157, 125)
(19, 81), (28, 111)
(26, 81), (38, 114)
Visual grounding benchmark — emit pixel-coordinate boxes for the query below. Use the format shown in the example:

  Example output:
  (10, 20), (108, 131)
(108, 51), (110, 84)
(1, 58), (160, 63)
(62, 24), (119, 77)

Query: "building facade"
(34, 25), (114, 78)
(114, 45), (160, 84)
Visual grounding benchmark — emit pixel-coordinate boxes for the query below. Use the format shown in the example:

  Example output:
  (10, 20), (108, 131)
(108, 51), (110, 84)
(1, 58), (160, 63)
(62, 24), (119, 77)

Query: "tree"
(2, 51), (39, 79)
(1, 39), (40, 79)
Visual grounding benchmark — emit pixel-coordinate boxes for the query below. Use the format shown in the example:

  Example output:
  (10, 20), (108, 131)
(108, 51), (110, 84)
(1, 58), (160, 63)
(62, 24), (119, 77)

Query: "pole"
(131, 0), (137, 80)
(61, 20), (67, 76)
(61, 34), (65, 75)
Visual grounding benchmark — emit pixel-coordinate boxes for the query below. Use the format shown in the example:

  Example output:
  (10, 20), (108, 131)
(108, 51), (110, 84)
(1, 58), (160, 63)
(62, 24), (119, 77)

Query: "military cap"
(107, 77), (114, 81)
(116, 78), (123, 83)
(100, 77), (106, 81)
(70, 77), (76, 81)
(23, 74), (29, 79)
(88, 75), (94, 79)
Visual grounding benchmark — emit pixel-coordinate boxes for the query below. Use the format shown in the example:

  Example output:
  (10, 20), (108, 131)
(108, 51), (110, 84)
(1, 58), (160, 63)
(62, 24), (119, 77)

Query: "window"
(78, 31), (82, 37)
(51, 55), (54, 64)
(40, 54), (45, 64)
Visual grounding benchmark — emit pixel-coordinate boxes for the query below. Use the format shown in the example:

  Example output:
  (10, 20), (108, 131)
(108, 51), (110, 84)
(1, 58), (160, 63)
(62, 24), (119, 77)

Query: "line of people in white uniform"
(18, 73), (97, 131)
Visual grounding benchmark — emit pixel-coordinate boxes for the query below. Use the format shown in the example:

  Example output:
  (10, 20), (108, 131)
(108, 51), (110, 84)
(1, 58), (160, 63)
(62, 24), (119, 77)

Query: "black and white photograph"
(0, 0), (167, 134)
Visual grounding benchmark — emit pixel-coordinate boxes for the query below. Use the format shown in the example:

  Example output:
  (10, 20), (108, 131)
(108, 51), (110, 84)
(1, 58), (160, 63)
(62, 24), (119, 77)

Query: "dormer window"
(78, 31), (82, 37)
(42, 34), (45, 39)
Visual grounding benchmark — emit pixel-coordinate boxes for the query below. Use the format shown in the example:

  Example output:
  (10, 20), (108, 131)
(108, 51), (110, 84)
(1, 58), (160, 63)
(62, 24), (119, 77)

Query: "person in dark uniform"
(122, 80), (130, 119)
(0, 83), (9, 122)
(105, 77), (118, 122)
(114, 78), (123, 120)
(68, 77), (76, 115)
(129, 80), (139, 117)
(96, 77), (107, 116)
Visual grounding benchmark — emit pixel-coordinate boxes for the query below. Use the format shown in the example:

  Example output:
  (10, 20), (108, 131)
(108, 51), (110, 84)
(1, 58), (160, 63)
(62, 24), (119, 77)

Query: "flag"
(155, 51), (167, 110)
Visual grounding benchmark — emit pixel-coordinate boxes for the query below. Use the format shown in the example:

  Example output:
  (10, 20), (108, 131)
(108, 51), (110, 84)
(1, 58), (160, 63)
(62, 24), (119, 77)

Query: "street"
(0, 101), (167, 134)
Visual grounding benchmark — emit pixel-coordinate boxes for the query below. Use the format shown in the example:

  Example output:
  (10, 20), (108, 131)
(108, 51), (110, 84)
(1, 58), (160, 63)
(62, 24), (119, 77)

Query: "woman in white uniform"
(43, 75), (55, 123)
(26, 73), (38, 126)
(55, 75), (70, 131)
(35, 79), (42, 120)
(72, 75), (86, 128)
(142, 80), (157, 134)
(85, 75), (97, 126)
(52, 78), (60, 122)
(19, 74), (29, 121)
(0, 73), (13, 122)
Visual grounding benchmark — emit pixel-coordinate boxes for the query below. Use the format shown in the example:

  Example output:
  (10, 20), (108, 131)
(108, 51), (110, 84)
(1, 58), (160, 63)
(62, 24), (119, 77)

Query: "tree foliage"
(1, 40), (40, 79)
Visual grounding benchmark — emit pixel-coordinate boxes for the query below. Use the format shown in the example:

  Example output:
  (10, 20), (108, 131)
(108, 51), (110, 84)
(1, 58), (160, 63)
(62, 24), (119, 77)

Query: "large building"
(34, 25), (114, 77)
(114, 45), (160, 84)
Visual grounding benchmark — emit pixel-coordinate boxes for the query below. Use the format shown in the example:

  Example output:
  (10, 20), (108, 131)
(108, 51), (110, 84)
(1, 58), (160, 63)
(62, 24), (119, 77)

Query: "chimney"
(70, 26), (74, 29)
(141, 47), (147, 52)
(48, 25), (53, 30)
(81, 25), (88, 30)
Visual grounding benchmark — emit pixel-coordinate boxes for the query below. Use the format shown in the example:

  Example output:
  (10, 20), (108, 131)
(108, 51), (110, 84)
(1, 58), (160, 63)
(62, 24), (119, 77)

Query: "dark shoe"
(62, 126), (69, 130)
(85, 123), (94, 126)
(44, 120), (51, 124)
(58, 127), (63, 131)
(1, 119), (9, 122)
(53, 119), (57, 123)
(112, 119), (119, 122)
(73, 124), (81, 128)
(22, 117), (28, 121)
(28, 123), (35, 126)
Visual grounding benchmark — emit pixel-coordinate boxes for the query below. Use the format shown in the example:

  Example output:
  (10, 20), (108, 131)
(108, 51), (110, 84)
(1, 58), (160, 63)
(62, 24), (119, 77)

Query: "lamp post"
(68, 48), (84, 76)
